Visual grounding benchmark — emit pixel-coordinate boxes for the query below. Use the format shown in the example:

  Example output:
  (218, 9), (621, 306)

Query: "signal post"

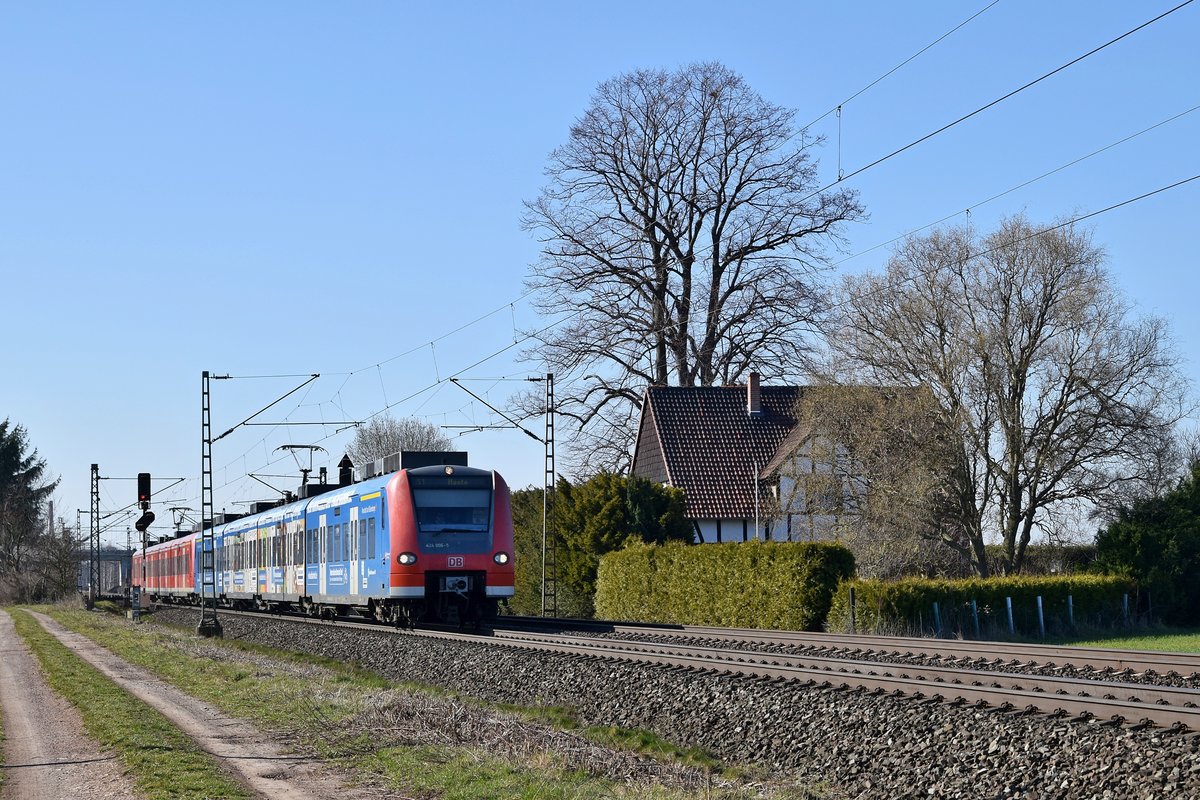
(132, 472), (155, 622)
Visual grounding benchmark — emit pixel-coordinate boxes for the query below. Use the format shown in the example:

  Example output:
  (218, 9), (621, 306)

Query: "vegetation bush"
(828, 574), (1135, 637)
(595, 540), (855, 631)
(1094, 463), (1200, 626)
(509, 474), (692, 617)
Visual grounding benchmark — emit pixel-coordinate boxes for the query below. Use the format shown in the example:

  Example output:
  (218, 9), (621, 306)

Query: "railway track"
(495, 615), (1200, 678)
(168, 606), (1200, 734)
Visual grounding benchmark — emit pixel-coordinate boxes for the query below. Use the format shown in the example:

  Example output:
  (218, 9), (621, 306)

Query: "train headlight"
(493, 552), (510, 565)
(397, 552), (418, 566)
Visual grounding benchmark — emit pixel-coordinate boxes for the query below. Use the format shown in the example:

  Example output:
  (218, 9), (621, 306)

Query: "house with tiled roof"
(631, 373), (856, 543)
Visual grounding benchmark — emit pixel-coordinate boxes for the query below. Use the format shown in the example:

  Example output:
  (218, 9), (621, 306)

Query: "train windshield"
(413, 488), (491, 533)
(409, 471), (494, 553)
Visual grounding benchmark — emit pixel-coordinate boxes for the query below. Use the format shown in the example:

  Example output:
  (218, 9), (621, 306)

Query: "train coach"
(133, 457), (514, 625)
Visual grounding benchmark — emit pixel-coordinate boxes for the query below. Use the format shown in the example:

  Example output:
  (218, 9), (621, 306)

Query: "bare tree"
(32, 516), (85, 600)
(344, 415), (452, 468)
(828, 216), (1189, 576)
(522, 62), (864, 472)
(775, 386), (962, 578)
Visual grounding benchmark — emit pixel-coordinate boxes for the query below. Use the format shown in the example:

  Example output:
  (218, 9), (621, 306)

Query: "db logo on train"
(447, 556), (465, 568)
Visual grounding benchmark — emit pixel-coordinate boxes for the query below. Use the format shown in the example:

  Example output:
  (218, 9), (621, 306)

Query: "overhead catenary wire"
(209, 171), (1198, 503)
(802, 0), (1004, 131)
(826, 173), (1200, 318)
(212, 310), (578, 496)
(806, 0), (1195, 199)
(191, 0), (1196, 510)
(832, 101), (1200, 268)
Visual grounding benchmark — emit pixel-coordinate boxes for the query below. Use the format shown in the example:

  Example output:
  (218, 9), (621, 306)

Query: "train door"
(304, 517), (317, 599)
(377, 497), (388, 587)
(349, 506), (360, 598)
(257, 526), (266, 595)
(290, 517), (302, 599)
(318, 514), (328, 596)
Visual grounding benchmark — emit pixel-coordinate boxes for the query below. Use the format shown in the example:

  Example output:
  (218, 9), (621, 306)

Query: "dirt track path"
(24, 611), (381, 800)
(0, 608), (141, 800)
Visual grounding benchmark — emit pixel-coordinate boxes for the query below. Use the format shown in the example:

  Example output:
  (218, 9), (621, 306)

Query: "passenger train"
(132, 458), (514, 625)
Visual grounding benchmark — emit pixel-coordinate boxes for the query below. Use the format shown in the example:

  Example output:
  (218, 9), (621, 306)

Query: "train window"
(412, 488), (491, 533)
(368, 517), (376, 559)
(332, 524), (341, 562)
(357, 520), (366, 563)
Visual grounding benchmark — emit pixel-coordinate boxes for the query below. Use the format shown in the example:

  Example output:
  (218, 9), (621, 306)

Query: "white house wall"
(692, 517), (840, 544)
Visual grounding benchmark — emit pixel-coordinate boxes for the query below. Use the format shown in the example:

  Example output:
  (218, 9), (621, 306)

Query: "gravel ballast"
(150, 609), (1200, 799)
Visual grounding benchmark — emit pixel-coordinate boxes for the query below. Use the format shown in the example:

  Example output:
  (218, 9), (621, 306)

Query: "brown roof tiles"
(631, 384), (804, 519)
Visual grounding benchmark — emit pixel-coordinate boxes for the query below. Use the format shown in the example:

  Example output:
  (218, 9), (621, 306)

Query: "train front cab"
(387, 464), (514, 624)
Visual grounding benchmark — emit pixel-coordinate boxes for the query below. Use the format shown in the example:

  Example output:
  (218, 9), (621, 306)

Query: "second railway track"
(172, 606), (1200, 734)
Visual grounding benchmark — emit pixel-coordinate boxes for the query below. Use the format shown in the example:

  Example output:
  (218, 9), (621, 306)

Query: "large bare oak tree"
(523, 62), (863, 472)
(828, 216), (1188, 576)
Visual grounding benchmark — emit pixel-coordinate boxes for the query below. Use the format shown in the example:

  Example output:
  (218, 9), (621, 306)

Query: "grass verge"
(43, 606), (816, 799)
(10, 608), (251, 800)
(1048, 627), (1200, 652)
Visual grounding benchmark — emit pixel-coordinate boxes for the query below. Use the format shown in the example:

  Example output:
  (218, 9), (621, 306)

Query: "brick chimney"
(747, 371), (762, 416)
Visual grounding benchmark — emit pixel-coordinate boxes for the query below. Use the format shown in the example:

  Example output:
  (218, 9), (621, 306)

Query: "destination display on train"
(409, 475), (492, 490)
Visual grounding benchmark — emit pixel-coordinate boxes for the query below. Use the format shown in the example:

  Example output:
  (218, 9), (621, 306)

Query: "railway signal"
(137, 472), (152, 506)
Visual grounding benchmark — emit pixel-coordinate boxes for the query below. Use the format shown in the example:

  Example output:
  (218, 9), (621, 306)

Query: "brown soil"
(0, 608), (142, 800)
(14, 610), (387, 800)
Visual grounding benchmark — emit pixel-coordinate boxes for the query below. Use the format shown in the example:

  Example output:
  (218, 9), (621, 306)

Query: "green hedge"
(594, 541), (855, 631)
(828, 574), (1136, 636)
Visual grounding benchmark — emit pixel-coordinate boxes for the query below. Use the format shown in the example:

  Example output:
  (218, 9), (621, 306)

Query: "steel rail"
(496, 616), (1200, 676)
(490, 628), (1200, 710)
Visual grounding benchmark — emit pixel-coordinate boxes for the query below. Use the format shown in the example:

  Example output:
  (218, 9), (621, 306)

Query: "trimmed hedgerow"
(827, 574), (1136, 637)
(595, 541), (855, 631)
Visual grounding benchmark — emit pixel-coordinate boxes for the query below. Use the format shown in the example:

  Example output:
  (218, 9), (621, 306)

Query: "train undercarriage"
(147, 573), (502, 628)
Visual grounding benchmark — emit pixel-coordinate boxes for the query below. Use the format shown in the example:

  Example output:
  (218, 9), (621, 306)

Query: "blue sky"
(1, 1), (1196, 545)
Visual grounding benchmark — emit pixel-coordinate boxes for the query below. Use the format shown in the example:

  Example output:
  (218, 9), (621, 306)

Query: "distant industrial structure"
(77, 546), (134, 599)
